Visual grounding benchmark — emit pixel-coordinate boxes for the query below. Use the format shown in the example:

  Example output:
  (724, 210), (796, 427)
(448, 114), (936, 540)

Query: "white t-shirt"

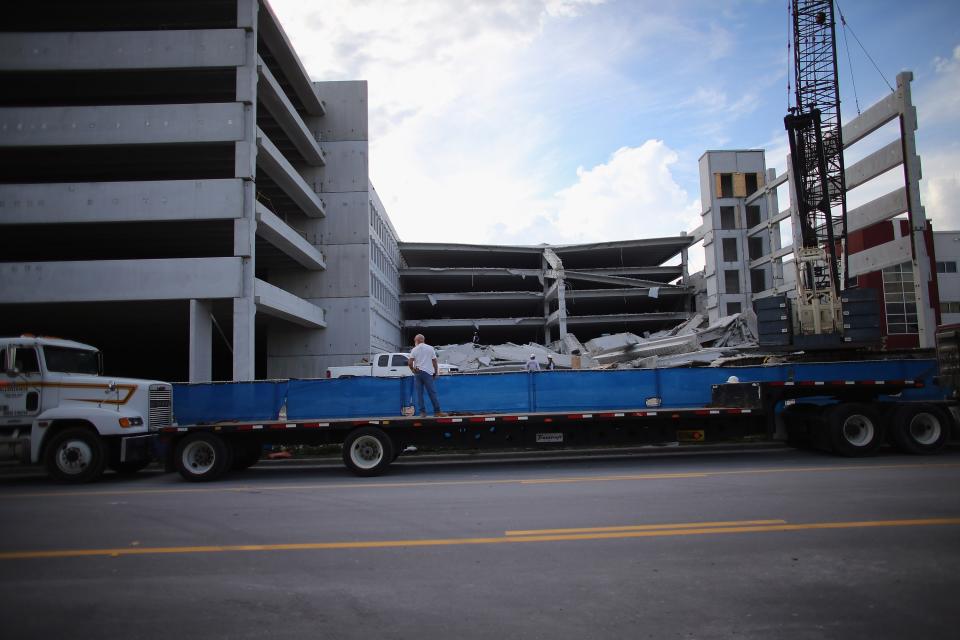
(410, 343), (437, 373)
(525, 358), (541, 372)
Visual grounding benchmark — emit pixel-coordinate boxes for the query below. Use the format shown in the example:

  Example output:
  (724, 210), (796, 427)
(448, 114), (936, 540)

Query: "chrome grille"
(148, 385), (173, 430)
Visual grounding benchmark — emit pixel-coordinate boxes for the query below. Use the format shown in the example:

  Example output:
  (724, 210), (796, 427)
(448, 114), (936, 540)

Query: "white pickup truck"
(0, 335), (173, 482)
(326, 352), (459, 379)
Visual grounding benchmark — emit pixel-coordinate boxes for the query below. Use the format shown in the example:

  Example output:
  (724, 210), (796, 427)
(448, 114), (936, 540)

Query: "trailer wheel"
(342, 427), (394, 476)
(826, 403), (882, 457)
(231, 440), (263, 470)
(890, 404), (950, 454)
(44, 427), (108, 483)
(175, 432), (233, 482)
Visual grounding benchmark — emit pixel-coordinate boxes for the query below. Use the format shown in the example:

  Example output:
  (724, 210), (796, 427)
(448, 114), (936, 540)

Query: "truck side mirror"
(4, 348), (19, 376)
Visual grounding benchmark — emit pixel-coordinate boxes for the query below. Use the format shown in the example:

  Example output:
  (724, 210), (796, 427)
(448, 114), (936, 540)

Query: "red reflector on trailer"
(238, 424), (254, 431)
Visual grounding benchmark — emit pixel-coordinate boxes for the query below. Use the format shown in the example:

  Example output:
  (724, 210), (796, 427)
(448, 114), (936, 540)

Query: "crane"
(784, 0), (849, 340)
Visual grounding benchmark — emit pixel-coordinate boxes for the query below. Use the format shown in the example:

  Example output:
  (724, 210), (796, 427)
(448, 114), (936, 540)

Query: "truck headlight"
(119, 417), (144, 428)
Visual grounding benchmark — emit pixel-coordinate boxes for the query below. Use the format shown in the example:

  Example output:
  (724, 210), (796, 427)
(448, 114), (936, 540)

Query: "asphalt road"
(1, 446), (959, 639)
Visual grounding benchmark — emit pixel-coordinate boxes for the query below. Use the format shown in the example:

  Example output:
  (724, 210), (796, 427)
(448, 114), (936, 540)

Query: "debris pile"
(435, 311), (762, 372)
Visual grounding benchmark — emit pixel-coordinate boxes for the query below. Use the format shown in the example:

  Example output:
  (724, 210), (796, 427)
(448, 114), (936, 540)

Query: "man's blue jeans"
(414, 369), (441, 415)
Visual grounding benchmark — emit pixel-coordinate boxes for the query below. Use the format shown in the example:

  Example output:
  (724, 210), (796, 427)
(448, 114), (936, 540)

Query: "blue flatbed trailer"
(161, 355), (957, 481)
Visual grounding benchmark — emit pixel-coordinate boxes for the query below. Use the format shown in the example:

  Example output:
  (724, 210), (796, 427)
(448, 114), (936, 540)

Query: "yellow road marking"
(521, 472), (708, 484)
(2, 517), (958, 561)
(3, 461), (960, 500)
(505, 519), (787, 536)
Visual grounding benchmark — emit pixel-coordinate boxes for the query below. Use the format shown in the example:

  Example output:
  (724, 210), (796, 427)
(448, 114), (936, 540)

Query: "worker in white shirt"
(408, 334), (446, 417)
(525, 354), (541, 372)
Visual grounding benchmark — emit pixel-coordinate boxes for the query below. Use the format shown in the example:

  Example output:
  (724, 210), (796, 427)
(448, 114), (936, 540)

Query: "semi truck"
(162, 344), (957, 482)
(0, 335), (174, 482)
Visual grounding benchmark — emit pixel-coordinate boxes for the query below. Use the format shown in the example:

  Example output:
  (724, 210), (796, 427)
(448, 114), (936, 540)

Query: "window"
(943, 302), (960, 314)
(724, 270), (741, 294)
(43, 347), (99, 374)
(726, 302), (742, 315)
(936, 261), (957, 274)
(718, 173), (734, 198)
(720, 206), (737, 230)
(883, 263), (918, 334)
(12, 347), (40, 374)
(391, 355), (409, 367)
(748, 237), (764, 261)
(750, 268), (766, 293)
(745, 205), (761, 228)
(745, 172), (759, 195)
(377, 355), (389, 367)
(722, 238), (738, 262)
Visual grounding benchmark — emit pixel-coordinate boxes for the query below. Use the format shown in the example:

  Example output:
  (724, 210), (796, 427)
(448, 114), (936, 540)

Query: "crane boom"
(784, 0), (849, 336)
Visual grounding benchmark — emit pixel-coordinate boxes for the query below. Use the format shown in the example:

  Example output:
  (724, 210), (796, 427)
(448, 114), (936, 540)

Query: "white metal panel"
(846, 187), (908, 233)
(845, 139), (903, 191)
(255, 129), (326, 218)
(0, 179), (244, 224)
(0, 30), (246, 71)
(254, 279), (326, 328)
(0, 103), (245, 147)
(0, 258), (243, 302)
(847, 236), (913, 277)
(257, 57), (325, 166)
(842, 89), (901, 147)
(255, 203), (326, 270)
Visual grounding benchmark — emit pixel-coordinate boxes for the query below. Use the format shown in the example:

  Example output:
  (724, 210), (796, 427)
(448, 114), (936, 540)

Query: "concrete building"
(696, 150), (781, 319)
(0, 0), (400, 381)
(399, 238), (694, 348)
(934, 231), (960, 325)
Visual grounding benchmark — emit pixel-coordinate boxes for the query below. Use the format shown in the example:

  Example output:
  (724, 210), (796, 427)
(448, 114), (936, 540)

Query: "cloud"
(917, 43), (960, 231)
(919, 45), (960, 126)
(488, 140), (700, 246)
(921, 148), (960, 231)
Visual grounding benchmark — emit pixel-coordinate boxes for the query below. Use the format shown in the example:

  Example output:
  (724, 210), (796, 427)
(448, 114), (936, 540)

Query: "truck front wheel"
(890, 404), (950, 454)
(44, 427), (108, 483)
(342, 427), (394, 477)
(175, 432), (233, 482)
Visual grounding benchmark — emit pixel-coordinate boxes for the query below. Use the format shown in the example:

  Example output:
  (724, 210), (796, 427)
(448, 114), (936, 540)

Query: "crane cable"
(834, 0), (896, 98)
(785, 0), (793, 112)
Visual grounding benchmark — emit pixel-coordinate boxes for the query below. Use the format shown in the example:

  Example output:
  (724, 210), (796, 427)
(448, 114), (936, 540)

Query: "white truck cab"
(0, 335), (173, 482)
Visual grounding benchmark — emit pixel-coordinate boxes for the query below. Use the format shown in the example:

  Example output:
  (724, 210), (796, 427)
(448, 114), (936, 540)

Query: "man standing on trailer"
(409, 334), (445, 417)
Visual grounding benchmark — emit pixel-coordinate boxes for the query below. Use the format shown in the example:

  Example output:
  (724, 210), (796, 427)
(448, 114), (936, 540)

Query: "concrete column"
(897, 72), (936, 348)
(542, 256), (552, 344)
(233, 2), (259, 380)
(188, 299), (213, 382)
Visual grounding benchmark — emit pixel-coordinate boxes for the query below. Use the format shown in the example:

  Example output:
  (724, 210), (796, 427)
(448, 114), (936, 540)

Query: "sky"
(269, 0), (960, 263)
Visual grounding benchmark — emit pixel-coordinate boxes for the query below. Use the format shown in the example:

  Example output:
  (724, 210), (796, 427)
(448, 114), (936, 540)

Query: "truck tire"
(826, 403), (883, 457)
(890, 404), (950, 454)
(342, 426), (394, 477)
(175, 432), (233, 482)
(44, 427), (108, 483)
(231, 440), (263, 470)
